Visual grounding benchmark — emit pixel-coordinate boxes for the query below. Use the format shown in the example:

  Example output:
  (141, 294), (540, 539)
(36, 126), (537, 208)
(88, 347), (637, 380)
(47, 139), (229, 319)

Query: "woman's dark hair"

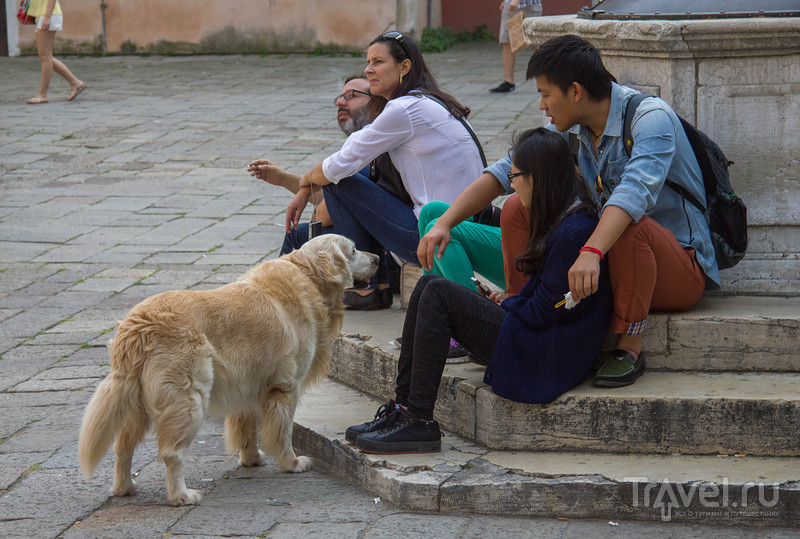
(526, 34), (613, 102)
(367, 32), (470, 120)
(513, 127), (597, 276)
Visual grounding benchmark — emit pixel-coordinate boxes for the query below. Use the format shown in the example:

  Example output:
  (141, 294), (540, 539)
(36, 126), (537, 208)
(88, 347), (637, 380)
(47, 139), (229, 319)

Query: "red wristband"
(580, 246), (604, 260)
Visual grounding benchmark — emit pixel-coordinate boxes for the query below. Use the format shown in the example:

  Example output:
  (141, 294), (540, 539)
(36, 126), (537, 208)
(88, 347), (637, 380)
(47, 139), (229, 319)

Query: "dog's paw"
(170, 488), (203, 506)
(111, 477), (137, 497)
(240, 449), (267, 467)
(286, 455), (313, 473)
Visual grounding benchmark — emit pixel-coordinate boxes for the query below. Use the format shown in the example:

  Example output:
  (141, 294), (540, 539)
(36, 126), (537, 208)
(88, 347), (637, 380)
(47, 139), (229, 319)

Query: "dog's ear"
(329, 237), (355, 289)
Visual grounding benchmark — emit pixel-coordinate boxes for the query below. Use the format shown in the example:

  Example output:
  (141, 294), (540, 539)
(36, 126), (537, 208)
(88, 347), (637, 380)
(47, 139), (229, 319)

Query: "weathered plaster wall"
(16, 0), (398, 55)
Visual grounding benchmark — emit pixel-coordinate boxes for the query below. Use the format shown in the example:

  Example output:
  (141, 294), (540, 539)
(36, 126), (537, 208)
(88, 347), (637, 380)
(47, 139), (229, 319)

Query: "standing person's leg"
(502, 43), (515, 86)
(500, 193), (530, 295)
(30, 17), (84, 104)
(595, 216), (706, 386)
(490, 3), (516, 93)
(53, 57), (84, 99)
(356, 275), (504, 453)
(30, 29), (57, 103)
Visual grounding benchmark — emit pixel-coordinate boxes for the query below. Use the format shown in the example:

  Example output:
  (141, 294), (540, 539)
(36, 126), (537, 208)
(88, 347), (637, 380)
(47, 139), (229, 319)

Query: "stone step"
(336, 300), (800, 456)
(292, 378), (800, 525)
(358, 292), (800, 373)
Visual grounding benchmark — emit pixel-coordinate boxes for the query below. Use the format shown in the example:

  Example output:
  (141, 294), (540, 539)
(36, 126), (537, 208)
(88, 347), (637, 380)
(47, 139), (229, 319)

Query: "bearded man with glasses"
(248, 75), (379, 256)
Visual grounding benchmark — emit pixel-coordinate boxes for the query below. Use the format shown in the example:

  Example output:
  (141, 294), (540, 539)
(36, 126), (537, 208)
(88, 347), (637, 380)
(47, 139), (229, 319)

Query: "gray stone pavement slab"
(0, 46), (794, 537)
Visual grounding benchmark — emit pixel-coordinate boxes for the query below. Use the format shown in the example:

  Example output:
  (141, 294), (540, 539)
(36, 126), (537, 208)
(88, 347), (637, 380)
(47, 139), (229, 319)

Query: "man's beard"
(339, 106), (371, 136)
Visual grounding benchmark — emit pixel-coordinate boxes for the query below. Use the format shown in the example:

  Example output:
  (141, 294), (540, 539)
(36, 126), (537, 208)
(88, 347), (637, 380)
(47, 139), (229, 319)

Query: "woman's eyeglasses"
(507, 170), (527, 182)
(333, 89), (370, 105)
(382, 31), (410, 57)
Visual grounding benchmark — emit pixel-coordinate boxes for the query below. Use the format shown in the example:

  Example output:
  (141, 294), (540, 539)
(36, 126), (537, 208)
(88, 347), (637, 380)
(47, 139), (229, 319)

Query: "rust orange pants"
(500, 199), (706, 335)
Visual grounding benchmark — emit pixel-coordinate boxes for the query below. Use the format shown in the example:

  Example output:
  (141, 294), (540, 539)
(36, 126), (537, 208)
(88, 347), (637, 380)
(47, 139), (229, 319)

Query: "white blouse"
(322, 94), (484, 217)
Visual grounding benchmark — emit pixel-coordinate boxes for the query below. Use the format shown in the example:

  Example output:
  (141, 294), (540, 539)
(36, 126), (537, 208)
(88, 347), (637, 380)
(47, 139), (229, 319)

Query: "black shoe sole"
(343, 290), (382, 310)
(356, 439), (441, 454)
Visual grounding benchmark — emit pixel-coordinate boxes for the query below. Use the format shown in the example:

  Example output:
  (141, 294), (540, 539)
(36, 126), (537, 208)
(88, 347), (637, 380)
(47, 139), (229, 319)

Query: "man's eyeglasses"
(507, 170), (527, 182)
(382, 31), (409, 58)
(334, 89), (371, 105)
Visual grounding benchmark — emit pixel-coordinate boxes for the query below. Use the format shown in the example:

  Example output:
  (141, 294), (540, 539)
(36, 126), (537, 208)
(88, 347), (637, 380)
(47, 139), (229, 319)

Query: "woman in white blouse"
(289, 32), (484, 310)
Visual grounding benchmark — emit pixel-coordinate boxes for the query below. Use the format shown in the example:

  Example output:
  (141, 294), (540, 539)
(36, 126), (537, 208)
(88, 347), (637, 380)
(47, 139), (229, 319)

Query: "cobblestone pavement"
(0, 45), (795, 538)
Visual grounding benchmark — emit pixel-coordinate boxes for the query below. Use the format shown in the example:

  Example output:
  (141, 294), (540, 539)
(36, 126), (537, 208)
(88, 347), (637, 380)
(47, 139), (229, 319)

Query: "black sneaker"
(489, 81), (515, 93)
(345, 401), (398, 443)
(356, 408), (442, 454)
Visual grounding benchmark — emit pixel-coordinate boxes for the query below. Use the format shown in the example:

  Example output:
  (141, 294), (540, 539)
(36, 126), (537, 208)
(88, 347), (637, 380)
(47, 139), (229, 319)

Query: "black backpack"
(622, 94), (747, 270)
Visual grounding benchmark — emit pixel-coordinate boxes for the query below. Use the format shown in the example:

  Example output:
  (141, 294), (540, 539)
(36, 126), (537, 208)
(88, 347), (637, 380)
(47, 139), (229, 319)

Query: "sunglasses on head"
(381, 31), (409, 57)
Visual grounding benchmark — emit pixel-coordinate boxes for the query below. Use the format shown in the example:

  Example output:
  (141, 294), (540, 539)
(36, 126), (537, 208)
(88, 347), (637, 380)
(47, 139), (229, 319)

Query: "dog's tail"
(78, 371), (141, 479)
(79, 316), (152, 478)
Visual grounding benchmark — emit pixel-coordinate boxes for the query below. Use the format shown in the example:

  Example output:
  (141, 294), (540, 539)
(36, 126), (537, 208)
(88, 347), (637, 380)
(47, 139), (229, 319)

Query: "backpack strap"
(568, 131), (580, 166)
(623, 92), (707, 213)
(622, 92), (651, 158)
(421, 93), (487, 167)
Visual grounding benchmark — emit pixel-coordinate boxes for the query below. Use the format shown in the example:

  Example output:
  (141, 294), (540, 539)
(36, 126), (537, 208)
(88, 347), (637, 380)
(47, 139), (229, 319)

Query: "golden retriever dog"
(78, 234), (378, 505)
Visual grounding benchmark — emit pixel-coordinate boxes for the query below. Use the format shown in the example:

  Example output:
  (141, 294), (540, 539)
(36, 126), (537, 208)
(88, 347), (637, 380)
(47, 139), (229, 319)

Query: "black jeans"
(395, 275), (506, 420)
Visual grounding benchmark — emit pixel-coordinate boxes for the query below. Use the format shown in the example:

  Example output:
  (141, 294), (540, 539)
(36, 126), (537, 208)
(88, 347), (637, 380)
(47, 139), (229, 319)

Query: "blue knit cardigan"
(483, 211), (612, 404)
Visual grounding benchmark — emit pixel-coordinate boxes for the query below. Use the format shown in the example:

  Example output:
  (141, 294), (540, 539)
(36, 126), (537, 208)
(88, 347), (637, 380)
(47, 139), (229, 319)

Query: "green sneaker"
(594, 349), (646, 387)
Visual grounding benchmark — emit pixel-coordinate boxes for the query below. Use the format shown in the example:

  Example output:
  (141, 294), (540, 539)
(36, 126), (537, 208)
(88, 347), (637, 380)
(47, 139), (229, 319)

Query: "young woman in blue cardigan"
(348, 127), (612, 454)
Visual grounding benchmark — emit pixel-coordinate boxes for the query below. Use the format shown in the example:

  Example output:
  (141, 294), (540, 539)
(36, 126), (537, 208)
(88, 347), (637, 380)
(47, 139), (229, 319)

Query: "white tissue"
(564, 291), (578, 310)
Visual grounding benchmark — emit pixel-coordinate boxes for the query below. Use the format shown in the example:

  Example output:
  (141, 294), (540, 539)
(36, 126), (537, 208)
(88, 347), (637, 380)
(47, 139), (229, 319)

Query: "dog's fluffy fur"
(78, 235), (378, 505)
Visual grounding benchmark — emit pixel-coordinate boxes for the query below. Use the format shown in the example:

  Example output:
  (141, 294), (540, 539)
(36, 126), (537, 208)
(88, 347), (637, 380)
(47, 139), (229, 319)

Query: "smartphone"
(308, 220), (322, 240)
(470, 277), (491, 298)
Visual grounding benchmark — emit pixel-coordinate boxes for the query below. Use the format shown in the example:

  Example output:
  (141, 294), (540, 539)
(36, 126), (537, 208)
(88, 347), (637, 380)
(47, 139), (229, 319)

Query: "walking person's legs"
(30, 29), (57, 103)
(30, 25), (84, 103)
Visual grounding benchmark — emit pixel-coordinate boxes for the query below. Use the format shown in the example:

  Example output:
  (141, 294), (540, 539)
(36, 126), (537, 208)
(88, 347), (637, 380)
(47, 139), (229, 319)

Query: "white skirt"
(36, 14), (63, 32)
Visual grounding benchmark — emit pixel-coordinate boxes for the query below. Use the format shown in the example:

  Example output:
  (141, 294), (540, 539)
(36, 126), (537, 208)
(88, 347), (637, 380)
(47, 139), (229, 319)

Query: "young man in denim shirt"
(419, 34), (719, 387)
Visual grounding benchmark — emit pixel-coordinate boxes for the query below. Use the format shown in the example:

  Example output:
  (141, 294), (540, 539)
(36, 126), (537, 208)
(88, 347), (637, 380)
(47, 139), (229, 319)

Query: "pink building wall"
(14, 0), (397, 55)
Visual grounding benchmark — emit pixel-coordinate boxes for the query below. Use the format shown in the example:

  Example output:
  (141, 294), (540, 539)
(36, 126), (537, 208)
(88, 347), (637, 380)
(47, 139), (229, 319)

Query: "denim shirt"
(484, 82), (720, 286)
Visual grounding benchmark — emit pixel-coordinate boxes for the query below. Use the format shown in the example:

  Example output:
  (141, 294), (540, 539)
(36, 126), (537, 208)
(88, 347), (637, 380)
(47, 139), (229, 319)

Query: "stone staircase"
(290, 285), (800, 525)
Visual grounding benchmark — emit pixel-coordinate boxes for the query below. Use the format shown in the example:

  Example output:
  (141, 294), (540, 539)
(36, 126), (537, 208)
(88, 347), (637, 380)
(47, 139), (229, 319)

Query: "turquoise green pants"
(418, 201), (505, 291)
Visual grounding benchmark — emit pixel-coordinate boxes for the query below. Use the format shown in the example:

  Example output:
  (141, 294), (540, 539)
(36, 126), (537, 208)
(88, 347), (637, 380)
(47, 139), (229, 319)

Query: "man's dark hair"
(344, 74), (367, 84)
(526, 35), (613, 101)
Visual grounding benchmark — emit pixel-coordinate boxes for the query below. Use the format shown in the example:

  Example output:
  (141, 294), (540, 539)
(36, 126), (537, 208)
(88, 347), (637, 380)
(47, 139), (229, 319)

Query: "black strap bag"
(369, 93), (501, 227)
